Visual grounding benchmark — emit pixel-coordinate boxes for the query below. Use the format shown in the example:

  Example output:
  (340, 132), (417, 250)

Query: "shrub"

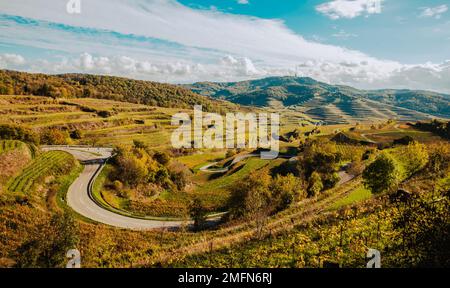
(307, 172), (323, 197)
(403, 141), (429, 176)
(154, 151), (171, 166)
(114, 154), (147, 187)
(346, 160), (365, 176)
(426, 144), (450, 177)
(226, 149), (237, 158)
(69, 130), (83, 140)
(113, 180), (123, 191)
(189, 198), (209, 231)
(393, 136), (414, 146)
(40, 128), (70, 145)
(0, 124), (39, 144)
(133, 140), (148, 149)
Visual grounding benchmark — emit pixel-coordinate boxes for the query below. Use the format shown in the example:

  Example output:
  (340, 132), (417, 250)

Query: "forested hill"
(0, 70), (231, 112)
(185, 76), (450, 121)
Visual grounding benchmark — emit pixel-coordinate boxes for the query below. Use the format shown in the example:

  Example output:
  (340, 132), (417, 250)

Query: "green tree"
(271, 174), (305, 211)
(363, 153), (399, 194)
(227, 171), (272, 220)
(307, 171), (323, 197)
(189, 198), (209, 231)
(403, 141), (429, 176)
(115, 153), (147, 187)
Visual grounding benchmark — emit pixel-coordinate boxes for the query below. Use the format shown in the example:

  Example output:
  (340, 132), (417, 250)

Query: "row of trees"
(414, 120), (450, 140)
(0, 124), (79, 145)
(0, 70), (227, 112)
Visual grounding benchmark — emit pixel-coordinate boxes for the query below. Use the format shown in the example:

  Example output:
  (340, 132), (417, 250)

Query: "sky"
(0, 0), (449, 93)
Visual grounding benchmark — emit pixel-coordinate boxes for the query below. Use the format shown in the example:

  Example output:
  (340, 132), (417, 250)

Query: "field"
(329, 186), (372, 210)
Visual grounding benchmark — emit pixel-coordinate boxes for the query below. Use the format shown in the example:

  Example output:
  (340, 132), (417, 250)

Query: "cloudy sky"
(0, 0), (449, 93)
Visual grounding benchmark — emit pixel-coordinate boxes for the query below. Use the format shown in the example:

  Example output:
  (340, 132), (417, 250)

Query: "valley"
(0, 72), (449, 268)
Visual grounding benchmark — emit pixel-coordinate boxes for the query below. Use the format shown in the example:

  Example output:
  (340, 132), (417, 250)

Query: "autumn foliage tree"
(227, 171), (304, 220)
(40, 128), (70, 145)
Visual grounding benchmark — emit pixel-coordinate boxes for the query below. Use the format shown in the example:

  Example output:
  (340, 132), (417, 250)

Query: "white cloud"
(237, 0), (249, 4)
(0, 53), (26, 68)
(332, 29), (358, 39)
(316, 0), (383, 20)
(0, 0), (387, 66)
(0, 0), (449, 93)
(15, 52), (450, 93)
(419, 5), (448, 19)
(220, 55), (259, 76)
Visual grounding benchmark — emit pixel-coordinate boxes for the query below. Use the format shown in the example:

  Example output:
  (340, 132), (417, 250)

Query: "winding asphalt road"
(42, 146), (354, 230)
(42, 146), (186, 230)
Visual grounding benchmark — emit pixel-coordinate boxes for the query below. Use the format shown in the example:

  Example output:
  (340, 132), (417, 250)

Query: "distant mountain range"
(1, 70), (448, 124)
(185, 77), (450, 124)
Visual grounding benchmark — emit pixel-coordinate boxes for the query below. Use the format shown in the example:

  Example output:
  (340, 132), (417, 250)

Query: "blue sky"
(0, 0), (449, 93)
(180, 0), (450, 64)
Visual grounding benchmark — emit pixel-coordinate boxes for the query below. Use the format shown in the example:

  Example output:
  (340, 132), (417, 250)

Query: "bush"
(154, 151), (171, 166)
(0, 124), (39, 144)
(133, 140), (148, 149)
(226, 149), (237, 158)
(427, 144), (450, 177)
(189, 198), (209, 231)
(403, 141), (429, 176)
(111, 145), (175, 190)
(393, 136), (414, 146)
(40, 129), (70, 145)
(114, 154), (147, 187)
(69, 130), (83, 140)
(307, 172), (323, 197)
(227, 171), (305, 221)
(322, 172), (340, 189)
(113, 180), (123, 191)
(346, 160), (365, 176)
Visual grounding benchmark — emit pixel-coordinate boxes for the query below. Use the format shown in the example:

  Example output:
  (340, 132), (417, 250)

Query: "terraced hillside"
(7, 151), (75, 194)
(186, 76), (449, 124)
(0, 95), (184, 148)
(0, 95), (316, 148)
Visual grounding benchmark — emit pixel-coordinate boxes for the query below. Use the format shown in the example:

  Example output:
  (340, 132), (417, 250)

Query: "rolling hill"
(0, 70), (235, 113)
(185, 76), (450, 124)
